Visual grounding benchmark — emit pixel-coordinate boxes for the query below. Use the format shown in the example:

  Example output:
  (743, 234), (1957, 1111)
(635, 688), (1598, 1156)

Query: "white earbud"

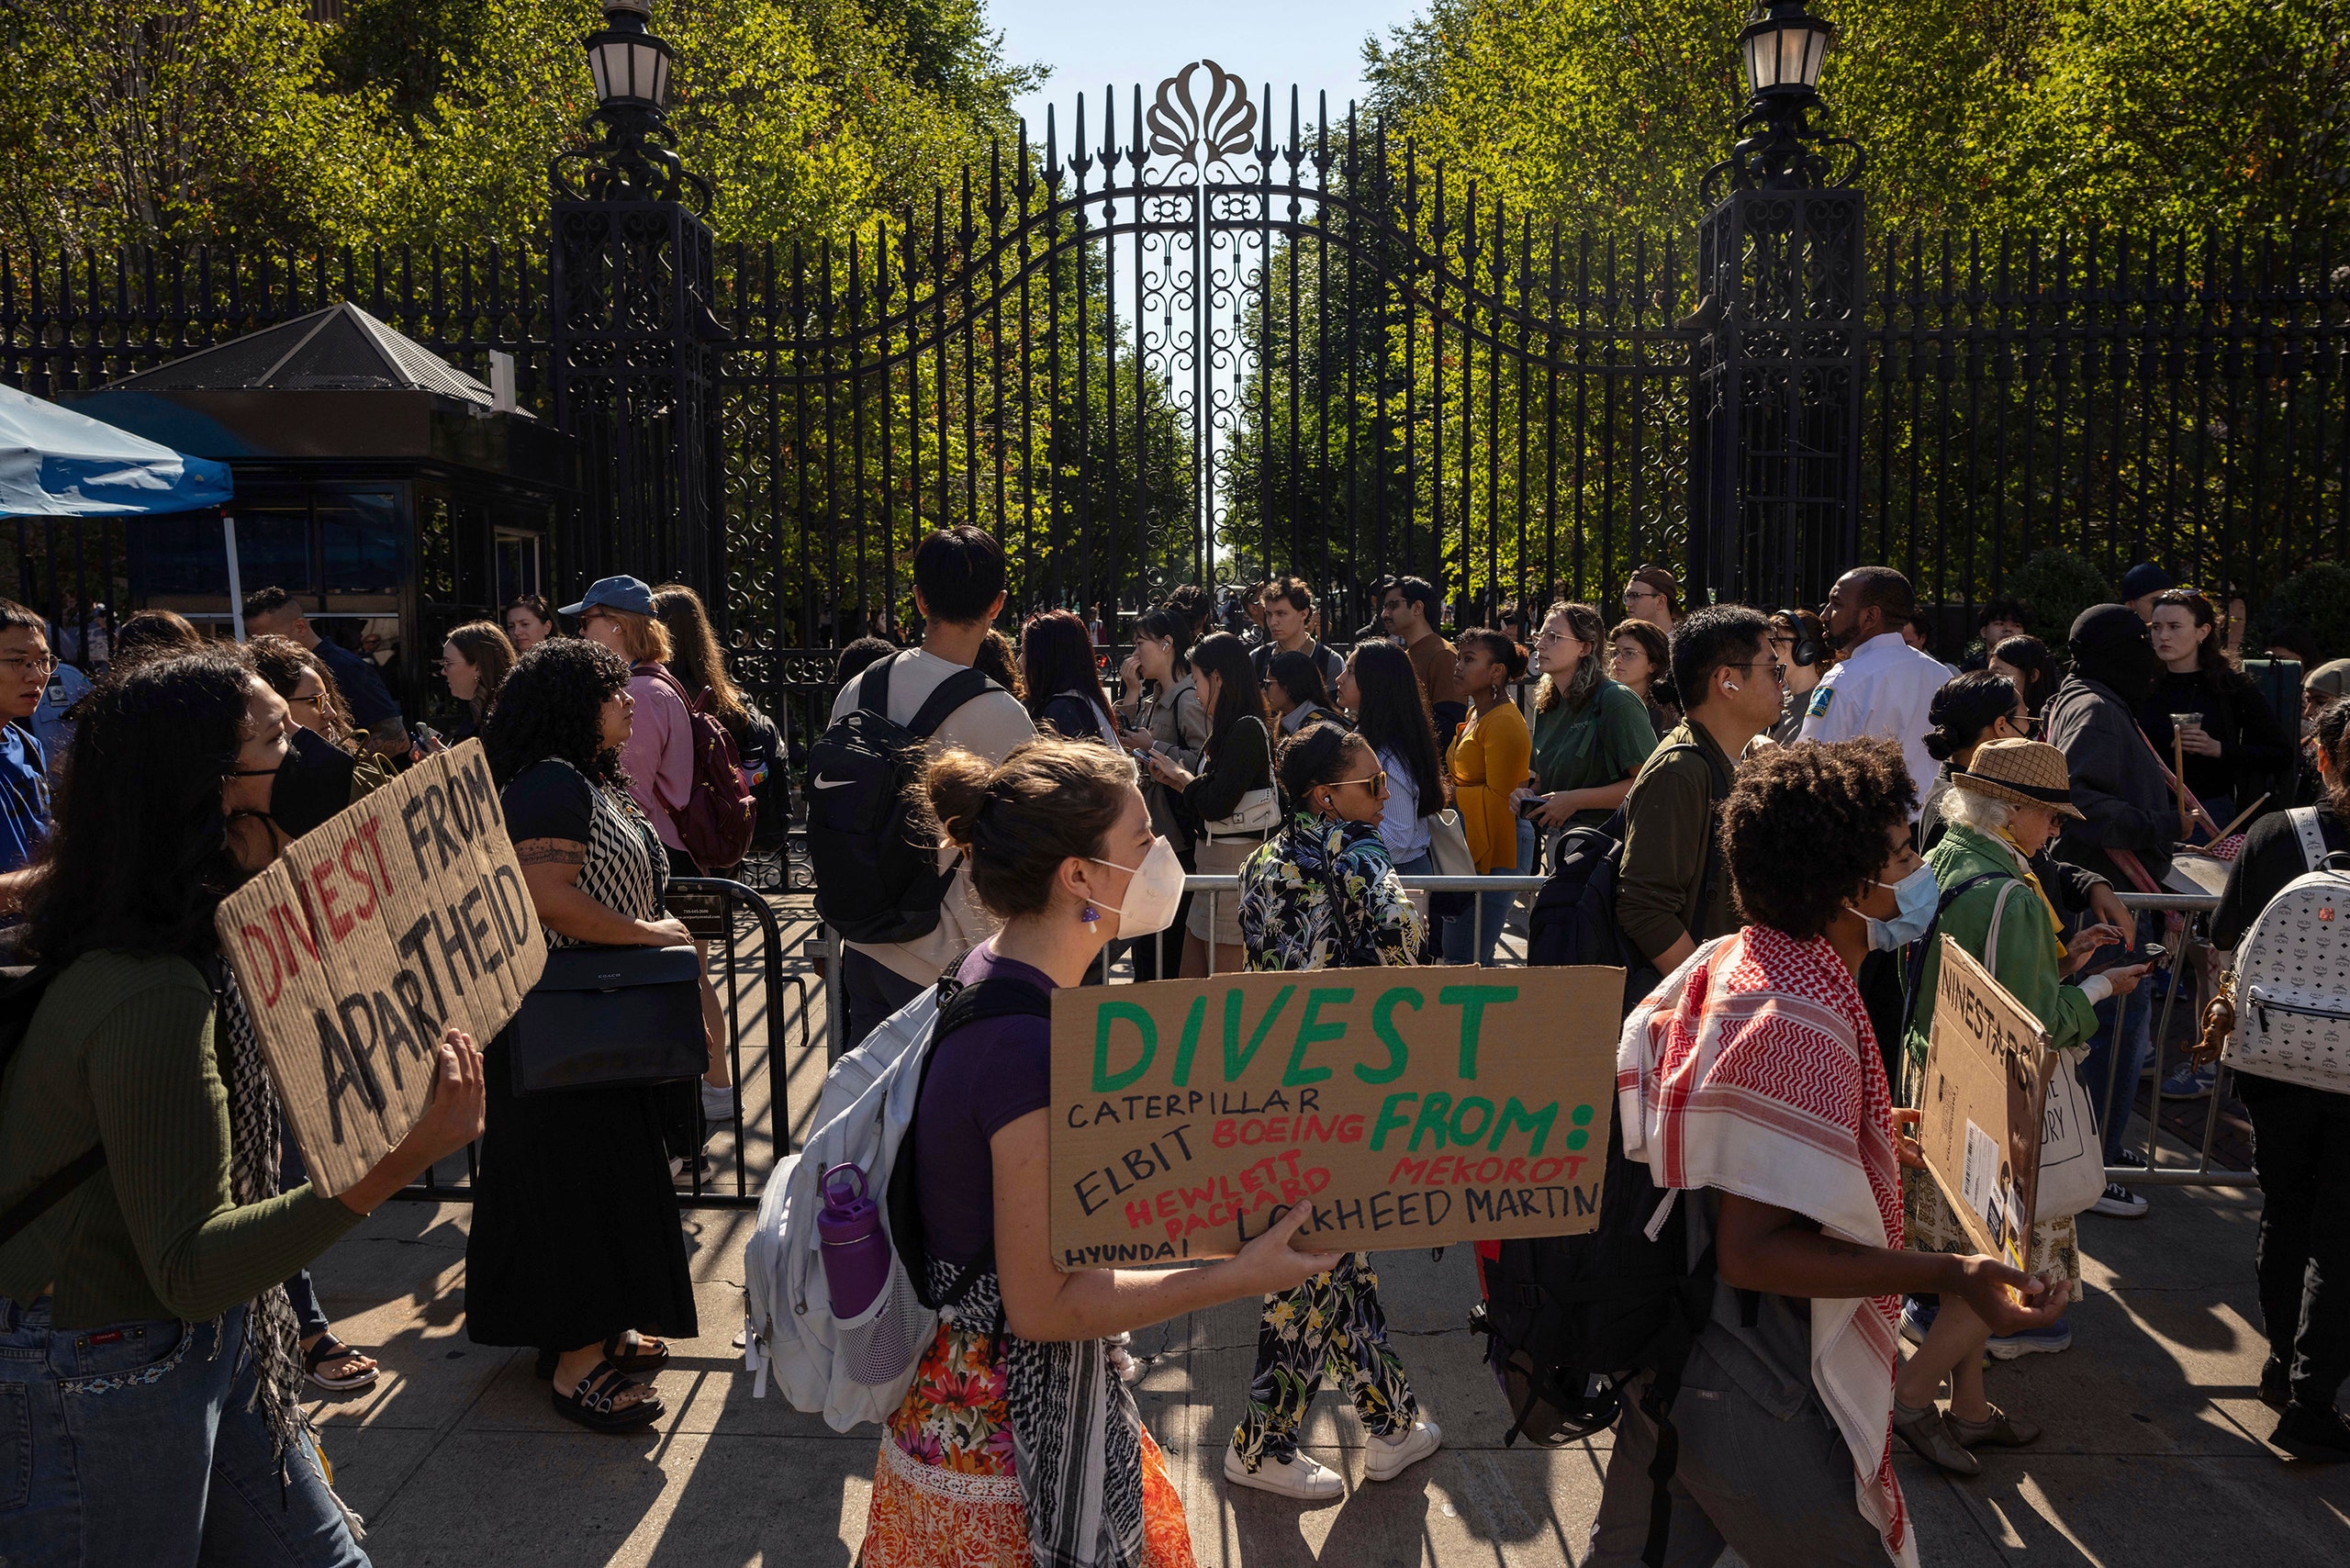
(1725, 680), (1741, 692)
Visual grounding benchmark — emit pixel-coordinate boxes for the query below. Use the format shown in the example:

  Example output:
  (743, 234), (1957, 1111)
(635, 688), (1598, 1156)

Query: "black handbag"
(509, 945), (707, 1096)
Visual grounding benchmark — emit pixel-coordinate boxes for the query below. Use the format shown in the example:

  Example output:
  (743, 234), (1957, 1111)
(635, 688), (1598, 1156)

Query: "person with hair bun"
(1443, 628), (1534, 964)
(1599, 737), (2064, 1567)
(1221, 722), (1439, 1499)
(861, 735), (1344, 1567)
(1916, 671), (2135, 935)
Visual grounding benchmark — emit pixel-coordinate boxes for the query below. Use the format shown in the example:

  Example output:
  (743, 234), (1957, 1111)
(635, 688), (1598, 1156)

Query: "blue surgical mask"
(1855, 863), (1939, 951)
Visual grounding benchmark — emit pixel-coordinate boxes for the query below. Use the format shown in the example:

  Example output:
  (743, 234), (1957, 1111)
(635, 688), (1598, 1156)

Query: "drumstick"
(2173, 729), (2192, 838)
(2211, 792), (2270, 843)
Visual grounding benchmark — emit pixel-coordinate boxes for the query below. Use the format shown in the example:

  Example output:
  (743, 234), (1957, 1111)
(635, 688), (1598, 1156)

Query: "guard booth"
(71, 303), (573, 717)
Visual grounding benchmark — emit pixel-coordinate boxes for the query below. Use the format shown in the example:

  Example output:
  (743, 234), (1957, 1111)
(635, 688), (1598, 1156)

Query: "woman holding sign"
(468, 638), (705, 1433)
(860, 734), (1343, 1568)
(1891, 739), (2149, 1474)
(1224, 722), (1443, 1500)
(0, 651), (487, 1567)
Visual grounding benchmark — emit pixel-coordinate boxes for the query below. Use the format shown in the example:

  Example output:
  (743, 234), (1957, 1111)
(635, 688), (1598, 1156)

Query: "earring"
(1080, 905), (1100, 924)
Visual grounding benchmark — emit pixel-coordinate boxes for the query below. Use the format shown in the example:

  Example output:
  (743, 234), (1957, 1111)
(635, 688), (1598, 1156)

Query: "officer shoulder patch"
(1806, 684), (1835, 719)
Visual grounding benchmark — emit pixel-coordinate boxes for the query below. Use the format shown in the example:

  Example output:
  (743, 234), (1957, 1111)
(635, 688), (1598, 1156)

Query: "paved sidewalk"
(298, 905), (2350, 1564)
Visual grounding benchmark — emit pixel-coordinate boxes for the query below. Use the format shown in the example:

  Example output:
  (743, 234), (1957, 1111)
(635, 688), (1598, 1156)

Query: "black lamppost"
(1703, 0), (1863, 197)
(551, 0), (709, 208)
(1686, 0), (1868, 612)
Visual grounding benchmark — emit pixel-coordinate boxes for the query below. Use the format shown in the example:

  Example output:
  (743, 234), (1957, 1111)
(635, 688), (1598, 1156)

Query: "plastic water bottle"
(816, 1163), (891, 1318)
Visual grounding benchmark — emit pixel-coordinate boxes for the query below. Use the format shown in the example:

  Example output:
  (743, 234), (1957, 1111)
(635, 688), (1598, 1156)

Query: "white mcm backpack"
(2223, 808), (2350, 1093)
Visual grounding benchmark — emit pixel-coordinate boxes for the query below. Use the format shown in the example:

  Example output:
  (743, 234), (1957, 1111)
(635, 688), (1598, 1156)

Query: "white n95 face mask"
(1086, 835), (1185, 938)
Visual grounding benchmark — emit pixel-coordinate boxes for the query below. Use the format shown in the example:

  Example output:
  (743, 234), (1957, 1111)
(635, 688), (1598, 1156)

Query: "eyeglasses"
(1328, 770), (1388, 794)
(1729, 658), (1787, 681)
(1624, 587), (1660, 602)
(286, 691), (324, 710)
(1533, 629), (1572, 645)
(0, 654), (56, 678)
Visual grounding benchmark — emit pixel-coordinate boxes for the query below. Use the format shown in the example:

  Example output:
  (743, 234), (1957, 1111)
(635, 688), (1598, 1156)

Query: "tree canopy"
(0, 0), (1040, 251)
(1363, 0), (2350, 234)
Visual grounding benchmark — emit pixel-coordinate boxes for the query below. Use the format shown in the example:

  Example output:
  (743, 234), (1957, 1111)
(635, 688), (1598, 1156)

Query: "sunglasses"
(1327, 770), (1389, 794)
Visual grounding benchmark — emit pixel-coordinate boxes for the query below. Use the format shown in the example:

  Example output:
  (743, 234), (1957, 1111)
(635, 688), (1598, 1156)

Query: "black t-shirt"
(502, 757), (596, 843)
(2213, 805), (2350, 950)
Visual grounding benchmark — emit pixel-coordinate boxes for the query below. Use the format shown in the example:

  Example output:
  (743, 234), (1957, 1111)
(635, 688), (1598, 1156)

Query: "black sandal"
(551, 1361), (662, 1432)
(604, 1332), (670, 1374)
(303, 1334), (380, 1392)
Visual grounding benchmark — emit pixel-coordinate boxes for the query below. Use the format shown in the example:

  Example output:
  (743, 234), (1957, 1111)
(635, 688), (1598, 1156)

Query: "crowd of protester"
(3, 531), (2347, 1565)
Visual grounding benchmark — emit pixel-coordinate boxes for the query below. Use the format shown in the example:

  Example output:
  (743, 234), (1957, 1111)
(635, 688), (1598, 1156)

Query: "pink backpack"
(640, 663), (757, 871)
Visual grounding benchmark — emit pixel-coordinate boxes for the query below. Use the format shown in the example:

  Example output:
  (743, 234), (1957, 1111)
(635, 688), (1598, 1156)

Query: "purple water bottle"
(816, 1163), (892, 1318)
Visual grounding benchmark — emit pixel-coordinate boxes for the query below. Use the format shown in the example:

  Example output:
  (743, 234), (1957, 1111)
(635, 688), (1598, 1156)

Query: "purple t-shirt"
(913, 942), (1057, 1265)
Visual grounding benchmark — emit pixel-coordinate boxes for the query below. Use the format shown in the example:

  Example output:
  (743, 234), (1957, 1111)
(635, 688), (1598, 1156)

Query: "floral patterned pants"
(1230, 1251), (1418, 1469)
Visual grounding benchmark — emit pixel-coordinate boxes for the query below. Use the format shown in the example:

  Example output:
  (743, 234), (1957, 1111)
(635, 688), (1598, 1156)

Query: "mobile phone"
(2137, 943), (2167, 965)
(1516, 796), (1545, 819)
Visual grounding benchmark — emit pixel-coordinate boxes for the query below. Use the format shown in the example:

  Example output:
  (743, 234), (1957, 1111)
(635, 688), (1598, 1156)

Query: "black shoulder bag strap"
(855, 653), (895, 717)
(902, 974), (1054, 1317)
(905, 666), (1002, 741)
(1900, 869), (2009, 1009)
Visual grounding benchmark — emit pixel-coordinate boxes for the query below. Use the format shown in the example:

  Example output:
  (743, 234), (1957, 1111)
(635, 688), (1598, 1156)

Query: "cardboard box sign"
(1048, 966), (1622, 1270)
(1918, 937), (2052, 1271)
(215, 741), (547, 1195)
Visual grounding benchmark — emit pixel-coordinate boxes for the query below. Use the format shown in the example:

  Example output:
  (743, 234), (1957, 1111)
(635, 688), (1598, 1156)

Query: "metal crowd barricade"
(2108, 889), (2254, 1189)
(392, 878), (807, 1210)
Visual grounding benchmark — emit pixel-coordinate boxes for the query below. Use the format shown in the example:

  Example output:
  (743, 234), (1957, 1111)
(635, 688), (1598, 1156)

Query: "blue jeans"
(2077, 914), (2156, 1164)
(0, 1297), (368, 1567)
(1442, 817), (1536, 966)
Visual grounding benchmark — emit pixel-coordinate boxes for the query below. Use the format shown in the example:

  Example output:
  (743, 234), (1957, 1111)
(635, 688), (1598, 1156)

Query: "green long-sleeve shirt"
(1901, 823), (2104, 1083)
(0, 950), (360, 1328)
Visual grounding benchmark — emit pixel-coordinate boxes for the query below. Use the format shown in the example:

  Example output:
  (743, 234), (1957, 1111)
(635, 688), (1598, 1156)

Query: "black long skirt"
(464, 1028), (699, 1350)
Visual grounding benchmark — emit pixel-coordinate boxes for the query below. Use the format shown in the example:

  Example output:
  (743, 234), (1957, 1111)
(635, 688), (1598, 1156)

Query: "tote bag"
(1977, 882), (2106, 1219)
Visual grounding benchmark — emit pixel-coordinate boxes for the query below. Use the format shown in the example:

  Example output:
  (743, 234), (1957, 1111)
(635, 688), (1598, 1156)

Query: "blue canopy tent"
(0, 382), (239, 636)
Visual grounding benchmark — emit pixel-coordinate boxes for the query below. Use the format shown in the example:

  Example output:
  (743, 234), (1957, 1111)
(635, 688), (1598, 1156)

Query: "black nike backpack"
(804, 656), (1001, 945)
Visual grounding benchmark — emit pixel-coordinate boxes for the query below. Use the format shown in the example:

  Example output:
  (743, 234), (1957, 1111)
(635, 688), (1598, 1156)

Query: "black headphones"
(1780, 612), (1826, 669)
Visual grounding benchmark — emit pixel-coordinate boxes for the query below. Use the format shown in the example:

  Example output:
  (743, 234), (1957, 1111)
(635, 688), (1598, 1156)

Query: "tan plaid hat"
(1952, 738), (2086, 820)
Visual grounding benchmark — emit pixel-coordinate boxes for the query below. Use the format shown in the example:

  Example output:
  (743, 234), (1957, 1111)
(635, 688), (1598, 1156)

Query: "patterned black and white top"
(501, 757), (668, 944)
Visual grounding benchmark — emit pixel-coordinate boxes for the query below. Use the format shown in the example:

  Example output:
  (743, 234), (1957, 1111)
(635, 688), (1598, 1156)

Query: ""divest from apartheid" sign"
(1048, 966), (1621, 1269)
(216, 741), (545, 1195)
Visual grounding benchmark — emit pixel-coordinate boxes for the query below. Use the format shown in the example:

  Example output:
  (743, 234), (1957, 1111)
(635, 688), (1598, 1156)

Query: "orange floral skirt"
(860, 1314), (1195, 1568)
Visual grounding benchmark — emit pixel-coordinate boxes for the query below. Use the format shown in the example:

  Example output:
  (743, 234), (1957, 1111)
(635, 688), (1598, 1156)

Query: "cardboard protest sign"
(1918, 937), (2051, 1270)
(1049, 966), (1621, 1270)
(215, 741), (545, 1195)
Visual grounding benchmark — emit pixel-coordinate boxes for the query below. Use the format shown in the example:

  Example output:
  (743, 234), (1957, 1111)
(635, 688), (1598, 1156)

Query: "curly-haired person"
(1599, 739), (2063, 1568)
(468, 638), (714, 1432)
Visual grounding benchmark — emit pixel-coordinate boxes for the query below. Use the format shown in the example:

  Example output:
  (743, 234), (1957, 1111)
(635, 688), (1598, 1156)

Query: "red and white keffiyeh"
(1617, 925), (1916, 1568)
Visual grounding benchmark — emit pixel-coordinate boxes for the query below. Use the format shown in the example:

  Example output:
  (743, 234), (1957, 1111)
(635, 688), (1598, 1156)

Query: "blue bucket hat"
(559, 575), (655, 618)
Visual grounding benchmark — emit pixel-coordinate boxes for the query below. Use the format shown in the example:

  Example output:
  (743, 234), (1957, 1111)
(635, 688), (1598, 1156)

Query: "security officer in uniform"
(1798, 566), (1954, 821)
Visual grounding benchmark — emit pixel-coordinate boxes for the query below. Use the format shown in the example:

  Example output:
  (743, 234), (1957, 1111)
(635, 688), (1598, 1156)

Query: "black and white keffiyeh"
(928, 1258), (1146, 1568)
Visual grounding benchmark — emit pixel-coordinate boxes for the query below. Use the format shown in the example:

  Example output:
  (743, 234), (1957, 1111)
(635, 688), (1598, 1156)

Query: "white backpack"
(2224, 808), (2350, 1093)
(741, 974), (1046, 1429)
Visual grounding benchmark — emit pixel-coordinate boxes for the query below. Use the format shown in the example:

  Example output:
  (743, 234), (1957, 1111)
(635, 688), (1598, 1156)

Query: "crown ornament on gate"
(1146, 61), (1259, 166)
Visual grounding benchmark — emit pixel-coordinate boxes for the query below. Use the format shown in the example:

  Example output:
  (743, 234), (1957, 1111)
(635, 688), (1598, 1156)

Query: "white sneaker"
(1223, 1446), (1343, 1501)
(701, 1081), (736, 1123)
(2090, 1182), (2149, 1218)
(1363, 1418), (1442, 1483)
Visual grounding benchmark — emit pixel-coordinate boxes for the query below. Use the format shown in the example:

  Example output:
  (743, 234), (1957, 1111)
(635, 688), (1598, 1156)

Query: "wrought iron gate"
(714, 59), (1696, 704)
